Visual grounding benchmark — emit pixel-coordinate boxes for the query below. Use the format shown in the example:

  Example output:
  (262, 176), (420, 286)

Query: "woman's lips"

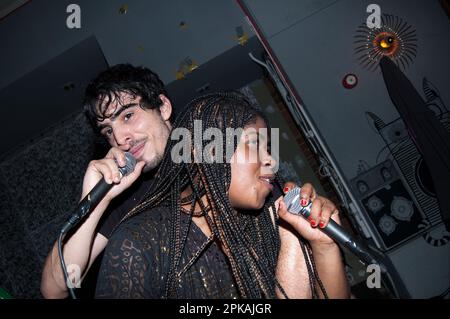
(259, 176), (274, 191)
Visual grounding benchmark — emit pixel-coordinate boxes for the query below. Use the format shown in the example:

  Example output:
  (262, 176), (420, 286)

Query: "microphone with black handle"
(283, 187), (386, 271)
(60, 152), (137, 234)
(58, 152), (136, 299)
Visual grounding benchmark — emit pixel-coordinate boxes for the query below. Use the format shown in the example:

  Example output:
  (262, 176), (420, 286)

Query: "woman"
(95, 92), (350, 299)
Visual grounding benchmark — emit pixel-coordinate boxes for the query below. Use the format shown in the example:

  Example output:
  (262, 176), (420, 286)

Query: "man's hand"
(82, 147), (146, 203)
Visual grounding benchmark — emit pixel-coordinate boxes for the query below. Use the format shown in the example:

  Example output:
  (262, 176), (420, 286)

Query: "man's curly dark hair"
(83, 63), (169, 133)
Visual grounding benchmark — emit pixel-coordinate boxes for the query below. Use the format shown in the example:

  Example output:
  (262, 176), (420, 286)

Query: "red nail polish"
(283, 187), (290, 193)
(310, 220), (316, 227)
(300, 198), (308, 206)
(319, 221), (325, 228)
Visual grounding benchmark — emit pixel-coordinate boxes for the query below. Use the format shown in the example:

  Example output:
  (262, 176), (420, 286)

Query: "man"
(40, 64), (173, 298)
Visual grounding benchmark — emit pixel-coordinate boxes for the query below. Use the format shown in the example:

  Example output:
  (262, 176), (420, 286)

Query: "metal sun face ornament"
(354, 14), (418, 71)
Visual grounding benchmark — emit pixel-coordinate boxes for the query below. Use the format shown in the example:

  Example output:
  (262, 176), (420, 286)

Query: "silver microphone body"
(283, 187), (382, 267)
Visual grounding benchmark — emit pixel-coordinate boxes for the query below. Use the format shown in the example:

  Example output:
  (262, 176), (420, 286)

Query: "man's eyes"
(102, 128), (112, 137)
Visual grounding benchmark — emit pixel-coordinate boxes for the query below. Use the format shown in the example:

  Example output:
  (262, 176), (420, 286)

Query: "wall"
(242, 0), (450, 180)
(0, 0), (253, 90)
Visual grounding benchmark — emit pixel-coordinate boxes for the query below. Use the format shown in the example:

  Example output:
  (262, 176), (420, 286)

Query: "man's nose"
(113, 126), (132, 147)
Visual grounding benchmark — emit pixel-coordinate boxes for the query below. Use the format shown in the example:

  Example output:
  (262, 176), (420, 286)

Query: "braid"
(164, 177), (182, 297)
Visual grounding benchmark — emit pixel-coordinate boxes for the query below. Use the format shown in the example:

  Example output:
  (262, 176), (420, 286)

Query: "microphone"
(60, 152), (136, 234)
(283, 187), (385, 270)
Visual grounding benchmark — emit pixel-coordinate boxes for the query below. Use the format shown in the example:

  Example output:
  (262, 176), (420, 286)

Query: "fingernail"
(283, 187), (290, 193)
(310, 220), (316, 227)
(307, 216), (312, 222)
(300, 198), (308, 206)
(319, 221), (325, 228)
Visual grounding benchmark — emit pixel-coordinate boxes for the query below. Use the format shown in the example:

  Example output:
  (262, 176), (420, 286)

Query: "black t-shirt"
(97, 173), (156, 238)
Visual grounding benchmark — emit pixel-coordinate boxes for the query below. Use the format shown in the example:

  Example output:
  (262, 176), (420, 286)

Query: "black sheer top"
(95, 204), (239, 299)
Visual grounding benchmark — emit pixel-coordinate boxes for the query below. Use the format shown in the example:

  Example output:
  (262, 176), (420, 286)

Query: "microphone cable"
(58, 232), (77, 299)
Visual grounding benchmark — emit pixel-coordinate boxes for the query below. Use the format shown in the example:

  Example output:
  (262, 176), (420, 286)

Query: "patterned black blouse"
(95, 204), (239, 299)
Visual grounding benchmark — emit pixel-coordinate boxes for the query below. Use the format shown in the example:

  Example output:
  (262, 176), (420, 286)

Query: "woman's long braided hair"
(120, 91), (326, 298)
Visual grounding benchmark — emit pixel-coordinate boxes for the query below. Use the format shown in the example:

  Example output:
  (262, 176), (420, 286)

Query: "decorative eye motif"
(343, 73), (358, 89)
(354, 14), (418, 71)
(375, 32), (396, 51)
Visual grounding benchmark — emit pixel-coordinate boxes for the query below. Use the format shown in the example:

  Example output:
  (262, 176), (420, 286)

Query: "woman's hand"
(275, 182), (351, 299)
(277, 182), (341, 248)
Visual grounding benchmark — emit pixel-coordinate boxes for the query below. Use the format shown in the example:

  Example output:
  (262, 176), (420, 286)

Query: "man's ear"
(159, 94), (172, 122)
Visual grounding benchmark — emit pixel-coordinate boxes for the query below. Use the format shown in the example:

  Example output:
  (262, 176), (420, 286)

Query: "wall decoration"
(119, 4), (128, 15)
(354, 14), (418, 71)
(235, 26), (248, 46)
(422, 77), (447, 119)
(179, 21), (188, 30)
(175, 57), (198, 80)
(418, 220), (450, 247)
(351, 160), (427, 250)
(137, 44), (145, 53)
(342, 73), (358, 89)
(350, 78), (450, 249)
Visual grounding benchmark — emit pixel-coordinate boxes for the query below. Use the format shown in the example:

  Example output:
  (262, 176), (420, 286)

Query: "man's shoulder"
(111, 174), (156, 210)
(109, 204), (170, 240)
(98, 175), (158, 237)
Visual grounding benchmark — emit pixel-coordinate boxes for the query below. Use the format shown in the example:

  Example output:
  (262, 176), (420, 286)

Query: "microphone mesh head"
(118, 152), (137, 177)
(282, 187), (312, 218)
